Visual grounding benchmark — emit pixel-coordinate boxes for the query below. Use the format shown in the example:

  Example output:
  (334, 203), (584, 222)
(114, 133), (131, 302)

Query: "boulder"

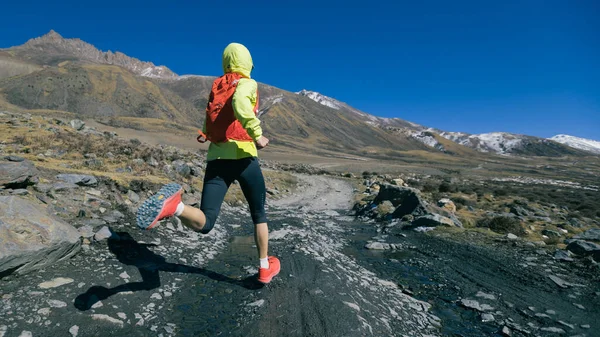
(56, 174), (98, 187)
(0, 160), (39, 188)
(69, 119), (85, 131)
(566, 240), (600, 260)
(373, 184), (427, 218)
(0, 196), (81, 275)
(542, 229), (561, 238)
(574, 229), (600, 242)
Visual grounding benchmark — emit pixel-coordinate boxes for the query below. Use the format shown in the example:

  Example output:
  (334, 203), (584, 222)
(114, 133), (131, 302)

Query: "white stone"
(119, 272), (130, 279)
(91, 314), (124, 327)
(117, 313), (127, 320)
(47, 300), (67, 308)
(343, 301), (360, 312)
(247, 299), (265, 307)
(37, 308), (51, 316)
(38, 277), (74, 289)
(69, 325), (79, 337)
(18, 331), (32, 337)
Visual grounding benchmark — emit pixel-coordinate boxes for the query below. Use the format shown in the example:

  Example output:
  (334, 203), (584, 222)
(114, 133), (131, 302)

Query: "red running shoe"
(136, 183), (182, 230)
(257, 256), (281, 284)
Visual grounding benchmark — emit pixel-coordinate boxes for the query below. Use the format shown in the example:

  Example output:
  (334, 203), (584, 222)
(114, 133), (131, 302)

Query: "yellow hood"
(222, 43), (253, 78)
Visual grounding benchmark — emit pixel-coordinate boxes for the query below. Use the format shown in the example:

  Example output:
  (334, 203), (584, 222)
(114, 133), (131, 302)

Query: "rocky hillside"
(0, 31), (596, 159)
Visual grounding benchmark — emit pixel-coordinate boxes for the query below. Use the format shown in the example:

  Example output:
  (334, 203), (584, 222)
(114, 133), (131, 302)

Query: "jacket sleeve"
(232, 78), (262, 140)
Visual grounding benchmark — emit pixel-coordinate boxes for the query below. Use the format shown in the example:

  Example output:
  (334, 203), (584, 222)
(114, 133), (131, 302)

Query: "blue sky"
(1, 0), (598, 139)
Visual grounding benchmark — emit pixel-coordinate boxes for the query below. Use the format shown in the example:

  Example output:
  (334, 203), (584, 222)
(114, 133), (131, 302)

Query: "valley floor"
(1, 174), (598, 337)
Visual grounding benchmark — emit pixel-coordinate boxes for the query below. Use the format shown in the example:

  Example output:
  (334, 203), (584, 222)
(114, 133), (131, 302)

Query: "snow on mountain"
(439, 132), (523, 155)
(296, 89), (425, 129)
(549, 135), (600, 155)
(297, 89), (343, 110)
(411, 131), (444, 151)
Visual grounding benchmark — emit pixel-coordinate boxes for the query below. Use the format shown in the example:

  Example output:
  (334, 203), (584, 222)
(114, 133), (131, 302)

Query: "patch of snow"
(491, 176), (599, 191)
(411, 131), (445, 151)
(550, 134), (600, 155)
(297, 89), (342, 110)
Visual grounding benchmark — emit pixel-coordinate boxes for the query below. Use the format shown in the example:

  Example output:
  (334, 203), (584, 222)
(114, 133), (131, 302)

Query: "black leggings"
(199, 157), (267, 234)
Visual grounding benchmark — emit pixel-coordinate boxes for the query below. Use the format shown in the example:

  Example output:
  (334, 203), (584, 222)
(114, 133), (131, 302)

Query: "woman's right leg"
(180, 160), (230, 234)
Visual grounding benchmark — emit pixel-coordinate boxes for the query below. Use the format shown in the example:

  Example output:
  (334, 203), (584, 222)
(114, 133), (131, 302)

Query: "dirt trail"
(2, 173), (597, 337)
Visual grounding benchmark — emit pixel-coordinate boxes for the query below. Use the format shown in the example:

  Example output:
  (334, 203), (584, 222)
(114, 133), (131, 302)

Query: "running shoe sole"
(136, 183), (182, 230)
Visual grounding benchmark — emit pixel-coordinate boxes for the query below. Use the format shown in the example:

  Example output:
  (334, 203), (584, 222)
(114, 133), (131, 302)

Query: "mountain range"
(1, 30), (598, 158)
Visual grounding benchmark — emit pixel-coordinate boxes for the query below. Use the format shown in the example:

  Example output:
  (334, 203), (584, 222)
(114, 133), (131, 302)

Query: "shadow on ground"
(74, 231), (263, 311)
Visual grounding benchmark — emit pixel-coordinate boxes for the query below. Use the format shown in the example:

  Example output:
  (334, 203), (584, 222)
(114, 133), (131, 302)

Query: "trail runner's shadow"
(74, 231), (262, 311)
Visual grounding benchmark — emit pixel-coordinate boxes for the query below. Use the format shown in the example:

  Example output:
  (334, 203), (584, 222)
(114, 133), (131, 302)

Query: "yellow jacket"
(203, 43), (263, 161)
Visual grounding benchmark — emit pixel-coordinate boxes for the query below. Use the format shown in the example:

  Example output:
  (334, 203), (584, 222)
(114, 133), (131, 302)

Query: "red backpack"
(197, 73), (259, 144)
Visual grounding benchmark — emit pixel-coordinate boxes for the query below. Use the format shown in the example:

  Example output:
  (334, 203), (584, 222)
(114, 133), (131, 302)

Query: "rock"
(10, 189), (28, 195)
(56, 174), (97, 187)
(365, 242), (391, 250)
(542, 229), (561, 238)
(568, 218), (584, 228)
(38, 277), (74, 289)
(91, 314), (124, 327)
(475, 291), (497, 300)
(172, 160), (191, 177)
(437, 198), (456, 213)
(412, 214), (456, 227)
(52, 182), (79, 192)
(148, 157), (159, 167)
(18, 331), (32, 337)
(391, 178), (404, 186)
(0, 160), (39, 188)
(506, 233), (519, 240)
(34, 183), (53, 193)
(69, 325), (79, 337)
(4, 155), (24, 162)
(94, 226), (116, 241)
(500, 326), (511, 336)
(127, 190), (140, 203)
(548, 275), (570, 288)
(0, 196), (81, 275)
(481, 313), (495, 322)
(510, 205), (530, 217)
(77, 225), (95, 238)
(84, 158), (104, 169)
(540, 327), (565, 334)
(413, 227), (436, 233)
(558, 321), (575, 330)
(566, 240), (600, 259)
(102, 210), (125, 224)
(373, 184), (427, 218)
(47, 299), (68, 308)
(460, 299), (494, 312)
(574, 228), (600, 242)
(69, 119), (85, 131)
(553, 250), (574, 262)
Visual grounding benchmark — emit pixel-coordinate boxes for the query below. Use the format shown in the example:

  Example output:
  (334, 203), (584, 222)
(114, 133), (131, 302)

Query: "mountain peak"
(16, 31), (178, 79)
(44, 30), (63, 39)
